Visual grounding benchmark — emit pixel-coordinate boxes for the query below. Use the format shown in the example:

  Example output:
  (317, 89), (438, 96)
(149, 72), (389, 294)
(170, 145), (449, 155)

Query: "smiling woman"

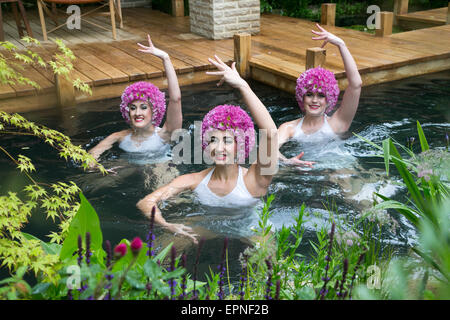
(136, 55), (279, 243)
(87, 34), (182, 169)
(277, 24), (362, 167)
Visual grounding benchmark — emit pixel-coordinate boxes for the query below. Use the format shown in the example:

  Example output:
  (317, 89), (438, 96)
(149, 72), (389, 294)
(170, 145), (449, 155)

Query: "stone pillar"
(189, 0), (260, 40)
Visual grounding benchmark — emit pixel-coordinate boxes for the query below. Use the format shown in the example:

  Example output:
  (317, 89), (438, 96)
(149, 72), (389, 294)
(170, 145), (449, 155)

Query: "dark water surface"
(1, 70), (449, 283)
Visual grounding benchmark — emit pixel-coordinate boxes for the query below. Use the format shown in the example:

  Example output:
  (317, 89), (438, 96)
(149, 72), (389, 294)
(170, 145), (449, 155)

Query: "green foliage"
(1, 37), (91, 95)
(0, 110), (107, 282)
(353, 122), (450, 299)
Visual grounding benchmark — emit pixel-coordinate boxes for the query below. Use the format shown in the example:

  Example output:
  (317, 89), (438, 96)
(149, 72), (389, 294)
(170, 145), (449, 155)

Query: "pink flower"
(130, 237), (143, 254)
(114, 243), (127, 257)
(295, 66), (340, 114)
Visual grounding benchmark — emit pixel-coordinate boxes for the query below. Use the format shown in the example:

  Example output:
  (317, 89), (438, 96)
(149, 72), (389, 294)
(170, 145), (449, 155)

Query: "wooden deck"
(0, 8), (450, 113)
(250, 14), (450, 93)
(396, 6), (449, 30)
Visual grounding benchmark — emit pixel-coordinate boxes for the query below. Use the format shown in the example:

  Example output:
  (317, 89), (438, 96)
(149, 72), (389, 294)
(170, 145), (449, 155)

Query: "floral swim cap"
(120, 81), (166, 127)
(295, 66), (340, 114)
(201, 105), (256, 161)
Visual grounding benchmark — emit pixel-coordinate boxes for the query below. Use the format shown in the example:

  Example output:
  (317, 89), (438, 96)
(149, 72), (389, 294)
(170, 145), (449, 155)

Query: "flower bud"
(130, 237), (143, 255)
(114, 243), (127, 258)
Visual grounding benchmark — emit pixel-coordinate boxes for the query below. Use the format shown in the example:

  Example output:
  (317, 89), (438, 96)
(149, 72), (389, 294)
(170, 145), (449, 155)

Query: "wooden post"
(37, 0), (48, 41)
(172, 0), (184, 17)
(234, 33), (251, 78)
(393, 0), (408, 25)
(375, 11), (393, 37)
(55, 74), (75, 108)
(306, 47), (326, 70)
(321, 3), (336, 26)
(447, 2), (450, 25)
(109, 0), (117, 40)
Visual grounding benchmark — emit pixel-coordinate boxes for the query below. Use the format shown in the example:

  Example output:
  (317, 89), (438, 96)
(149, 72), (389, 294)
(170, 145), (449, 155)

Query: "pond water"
(1, 70), (449, 283)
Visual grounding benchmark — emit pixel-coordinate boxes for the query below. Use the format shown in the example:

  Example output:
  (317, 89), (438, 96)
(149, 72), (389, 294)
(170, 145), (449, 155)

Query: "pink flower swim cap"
(120, 81), (166, 127)
(201, 105), (256, 161)
(295, 66), (340, 114)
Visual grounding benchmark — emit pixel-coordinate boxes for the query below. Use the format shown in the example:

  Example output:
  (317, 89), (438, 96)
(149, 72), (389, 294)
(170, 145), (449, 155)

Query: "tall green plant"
(354, 121), (449, 298)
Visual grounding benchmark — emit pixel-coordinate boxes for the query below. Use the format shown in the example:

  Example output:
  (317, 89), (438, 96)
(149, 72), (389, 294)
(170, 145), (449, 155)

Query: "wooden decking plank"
(258, 18), (399, 64)
(106, 40), (166, 78)
(77, 42), (147, 81)
(70, 44), (129, 83)
(260, 19), (413, 64)
(250, 53), (307, 80)
(96, 43), (163, 79)
(397, 7), (446, 24)
(0, 83), (17, 99)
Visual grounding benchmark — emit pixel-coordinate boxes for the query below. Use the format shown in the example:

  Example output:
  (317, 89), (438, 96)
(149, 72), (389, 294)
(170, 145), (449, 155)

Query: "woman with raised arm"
(88, 34), (182, 167)
(137, 55), (278, 243)
(278, 23), (362, 167)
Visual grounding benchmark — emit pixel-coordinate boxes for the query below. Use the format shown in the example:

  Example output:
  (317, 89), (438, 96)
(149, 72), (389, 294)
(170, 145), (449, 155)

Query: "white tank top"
(193, 166), (261, 208)
(119, 127), (167, 153)
(292, 115), (338, 142)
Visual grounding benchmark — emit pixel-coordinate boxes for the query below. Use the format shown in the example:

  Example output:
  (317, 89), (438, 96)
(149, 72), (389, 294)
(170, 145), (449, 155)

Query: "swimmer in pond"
(88, 34), (182, 168)
(278, 24), (362, 167)
(137, 55), (278, 243)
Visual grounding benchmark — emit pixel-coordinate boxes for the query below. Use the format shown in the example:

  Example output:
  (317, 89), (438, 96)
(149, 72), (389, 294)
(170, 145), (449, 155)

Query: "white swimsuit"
(193, 166), (261, 208)
(292, 115), (338, 142)
(119, 127), (168, 153)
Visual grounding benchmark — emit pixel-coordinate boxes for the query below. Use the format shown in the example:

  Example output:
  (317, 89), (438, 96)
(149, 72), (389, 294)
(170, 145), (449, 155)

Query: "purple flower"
(217, 237), (229, 300)
(146, 206), (156, 257)
(85, 232), (92, 265)
(169, 246), (177, 300)
(265, 258), (273, 300)
(77, 235), (83, 267)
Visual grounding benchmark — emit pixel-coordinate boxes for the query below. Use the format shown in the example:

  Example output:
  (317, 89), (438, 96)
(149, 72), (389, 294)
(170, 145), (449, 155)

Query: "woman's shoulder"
(279, 118), (302, 131)
(278, 118), (302, 139)
(110, 129), (131, 141)
(173, 168), (212, 190)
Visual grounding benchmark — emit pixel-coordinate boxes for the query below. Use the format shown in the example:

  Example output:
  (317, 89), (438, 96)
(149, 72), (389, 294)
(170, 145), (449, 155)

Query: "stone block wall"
(189, 0), (260, 39)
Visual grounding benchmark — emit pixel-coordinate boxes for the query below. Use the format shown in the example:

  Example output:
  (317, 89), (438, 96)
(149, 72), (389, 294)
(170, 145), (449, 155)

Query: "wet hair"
(201, 104), (255, 162)
(120, 81), (166, 126)
(295, 66), (340, 114)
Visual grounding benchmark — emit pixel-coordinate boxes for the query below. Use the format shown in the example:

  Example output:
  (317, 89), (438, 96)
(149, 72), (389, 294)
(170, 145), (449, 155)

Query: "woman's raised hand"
(206, 55), (248, 89)
(137, 34), (169, 60)
(311, 23), (345, 48)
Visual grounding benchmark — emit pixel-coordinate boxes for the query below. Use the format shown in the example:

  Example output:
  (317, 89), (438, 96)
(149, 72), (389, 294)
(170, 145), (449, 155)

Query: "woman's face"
(206, 129), (238, 165)
(128, 100), (153, 128)
(303, 91), (328, 116)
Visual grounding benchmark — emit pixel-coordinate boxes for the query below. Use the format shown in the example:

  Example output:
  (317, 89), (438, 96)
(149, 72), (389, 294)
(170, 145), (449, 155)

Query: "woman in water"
(278, 24), (362, 166)
(88, 34), (182, 165)
(137, 55), (278, 243)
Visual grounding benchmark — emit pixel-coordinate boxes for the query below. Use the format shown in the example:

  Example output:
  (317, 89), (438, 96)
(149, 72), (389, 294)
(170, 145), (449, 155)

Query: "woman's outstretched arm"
(312, 24), (362, 133)
(136, 173), (199, 243)
(138, 34), (182, 136)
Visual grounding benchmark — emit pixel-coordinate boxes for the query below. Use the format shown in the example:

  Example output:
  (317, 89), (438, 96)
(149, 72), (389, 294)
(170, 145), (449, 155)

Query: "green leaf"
(59, 192), (105, 263)
(416, 121), (429, 152)
(387, 139), (428, 216)
(22, 232), (62, 255)
(382, 138), (390, 176)
(372, 195), (420, 227)
(155, 242), (173, 263)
